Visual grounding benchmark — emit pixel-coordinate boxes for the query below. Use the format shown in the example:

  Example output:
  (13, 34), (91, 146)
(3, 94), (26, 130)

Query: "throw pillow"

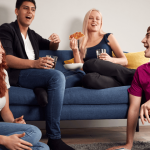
(112, 51), (150, 69)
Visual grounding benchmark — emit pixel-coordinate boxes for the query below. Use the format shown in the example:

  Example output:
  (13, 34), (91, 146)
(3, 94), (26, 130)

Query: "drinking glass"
(96, 49), (106, 58)
(46, 55), (58, 69)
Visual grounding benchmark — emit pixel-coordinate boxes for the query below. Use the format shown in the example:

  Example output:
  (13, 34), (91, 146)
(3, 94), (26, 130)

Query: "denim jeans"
(0, 122), (49, 150)
(18, 69), (65, 139)
(63, 70), (85, 88)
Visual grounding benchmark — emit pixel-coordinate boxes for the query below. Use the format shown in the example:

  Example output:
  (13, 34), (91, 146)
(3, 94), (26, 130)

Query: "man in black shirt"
(0, 0), (74, 150)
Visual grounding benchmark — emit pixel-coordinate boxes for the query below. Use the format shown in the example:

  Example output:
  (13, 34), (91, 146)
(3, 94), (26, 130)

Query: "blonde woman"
(70, 9), (135, 89)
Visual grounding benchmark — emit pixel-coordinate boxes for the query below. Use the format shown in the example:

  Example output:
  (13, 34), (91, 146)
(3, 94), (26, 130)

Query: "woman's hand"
(2, 133), (33, 150)
(70, 38), (79, 52)
(14, 115), (26, 124)
(70, 38), (82, 63)
(99, 53), (113, 62)
(48, 33), (60, 43)
(140, 100), (150, 125)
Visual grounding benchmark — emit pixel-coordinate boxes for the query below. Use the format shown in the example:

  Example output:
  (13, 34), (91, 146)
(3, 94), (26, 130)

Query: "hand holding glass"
(46, 55), (58, 69)
(96, 49), (106, 58)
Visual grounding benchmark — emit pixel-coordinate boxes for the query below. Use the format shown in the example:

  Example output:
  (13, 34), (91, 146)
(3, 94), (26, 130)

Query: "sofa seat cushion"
(9, 86), (130, 106)
(9, 86), (38, 105)
(64, 86), (130, 105)
(8, 104), (129, 121)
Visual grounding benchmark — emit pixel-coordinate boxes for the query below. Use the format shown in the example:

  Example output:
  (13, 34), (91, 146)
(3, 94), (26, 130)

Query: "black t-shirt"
(0, 20), (50, 86)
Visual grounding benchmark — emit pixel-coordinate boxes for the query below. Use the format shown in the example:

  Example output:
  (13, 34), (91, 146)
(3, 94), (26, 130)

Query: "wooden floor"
(40, 126), (150, 145)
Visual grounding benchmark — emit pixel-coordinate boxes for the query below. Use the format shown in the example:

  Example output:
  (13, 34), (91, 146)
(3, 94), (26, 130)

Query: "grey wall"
(1, 0), (150, 128)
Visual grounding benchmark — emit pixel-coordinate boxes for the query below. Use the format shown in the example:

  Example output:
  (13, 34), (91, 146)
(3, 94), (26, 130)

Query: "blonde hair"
(79, 9), (105, 59)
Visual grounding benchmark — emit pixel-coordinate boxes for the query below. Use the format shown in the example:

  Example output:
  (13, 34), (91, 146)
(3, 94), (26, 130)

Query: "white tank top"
(0, 70), (10, 111)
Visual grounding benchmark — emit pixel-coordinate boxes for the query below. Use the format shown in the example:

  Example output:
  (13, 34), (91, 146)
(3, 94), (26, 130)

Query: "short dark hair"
(16, 0), (36, 9)
(147, 26), (150, 32)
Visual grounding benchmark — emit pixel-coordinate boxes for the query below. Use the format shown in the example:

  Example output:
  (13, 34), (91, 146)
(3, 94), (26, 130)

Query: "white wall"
(1, 0), (150, 128)
(1, 0), (150, 52)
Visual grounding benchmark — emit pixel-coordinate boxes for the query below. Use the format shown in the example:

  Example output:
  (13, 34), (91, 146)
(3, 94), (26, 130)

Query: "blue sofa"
(2, 50), (140, 130)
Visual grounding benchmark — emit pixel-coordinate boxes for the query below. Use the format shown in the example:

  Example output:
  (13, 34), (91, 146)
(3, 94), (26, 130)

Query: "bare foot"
(106, 144), (132, 150)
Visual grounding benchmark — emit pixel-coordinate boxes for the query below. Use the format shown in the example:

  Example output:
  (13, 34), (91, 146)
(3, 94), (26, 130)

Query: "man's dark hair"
(16, 0), (36, 9)
(147, 26), (150, 32)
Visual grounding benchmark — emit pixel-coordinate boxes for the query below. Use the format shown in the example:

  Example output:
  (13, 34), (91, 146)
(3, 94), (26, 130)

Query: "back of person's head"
(79, 8), (105, 59)
(16, 0), (36, 9)
(147, 26), (150, 32)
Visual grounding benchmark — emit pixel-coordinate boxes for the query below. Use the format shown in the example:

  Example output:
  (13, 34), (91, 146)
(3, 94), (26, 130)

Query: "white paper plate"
(64, 63), (83, 70)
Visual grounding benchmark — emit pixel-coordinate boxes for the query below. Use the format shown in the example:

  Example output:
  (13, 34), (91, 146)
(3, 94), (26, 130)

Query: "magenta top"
(128, 62), (150, 101)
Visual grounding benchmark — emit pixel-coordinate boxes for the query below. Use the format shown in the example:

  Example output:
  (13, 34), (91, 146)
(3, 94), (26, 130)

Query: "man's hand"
(14, 115), (26, 124)
(140, 100), (150, 125)
(2, 133), (33, 150)
(48, 33), (60, 43)
(33, 57), (54, 69)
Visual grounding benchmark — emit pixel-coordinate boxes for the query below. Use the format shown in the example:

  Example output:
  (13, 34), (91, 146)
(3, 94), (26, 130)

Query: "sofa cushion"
(9, 86), (130, 106)
(9, 86), (38, 105)
(112, 51), (150, 69)
(9, 104), (129, 121)
(64, 86), (130, 105)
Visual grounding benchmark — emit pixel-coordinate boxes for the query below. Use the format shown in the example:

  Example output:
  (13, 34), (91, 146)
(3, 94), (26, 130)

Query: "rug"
(70, 141), (150, 150)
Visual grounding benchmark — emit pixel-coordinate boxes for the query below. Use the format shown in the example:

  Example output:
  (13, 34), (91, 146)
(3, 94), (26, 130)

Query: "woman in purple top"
(107, 26), (150, 150)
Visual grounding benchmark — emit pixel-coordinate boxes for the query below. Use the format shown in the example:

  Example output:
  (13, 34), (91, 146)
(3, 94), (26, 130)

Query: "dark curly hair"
(16, 0), (36, 9)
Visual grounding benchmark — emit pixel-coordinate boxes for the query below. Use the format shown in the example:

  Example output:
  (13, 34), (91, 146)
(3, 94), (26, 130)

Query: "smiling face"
(15, 1), (36, 27)
(87, 10), (102, 32)
(0, 42), (5, 64)
(142, 29), (150, 58)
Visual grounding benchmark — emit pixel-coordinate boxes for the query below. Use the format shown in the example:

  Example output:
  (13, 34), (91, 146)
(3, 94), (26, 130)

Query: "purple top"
(128, 62), (150, 101)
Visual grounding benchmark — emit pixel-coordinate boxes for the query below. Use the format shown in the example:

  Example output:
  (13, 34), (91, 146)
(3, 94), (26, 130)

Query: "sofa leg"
(136, 119), (139, 132)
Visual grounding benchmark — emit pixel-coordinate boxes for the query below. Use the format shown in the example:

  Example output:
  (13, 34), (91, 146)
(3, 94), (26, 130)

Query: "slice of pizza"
(69, 32), (84, 40)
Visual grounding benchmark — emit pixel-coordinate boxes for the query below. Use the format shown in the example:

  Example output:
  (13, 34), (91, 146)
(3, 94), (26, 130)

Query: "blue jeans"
(63, 70), (85, 88)
(18, 69), (65, 139)
(0, 122), (49, 150)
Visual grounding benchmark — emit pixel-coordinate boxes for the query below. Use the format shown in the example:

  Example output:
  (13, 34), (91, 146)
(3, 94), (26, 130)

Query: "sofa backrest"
(39, 50), (73, 72)
(39, 50), (126, 72)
